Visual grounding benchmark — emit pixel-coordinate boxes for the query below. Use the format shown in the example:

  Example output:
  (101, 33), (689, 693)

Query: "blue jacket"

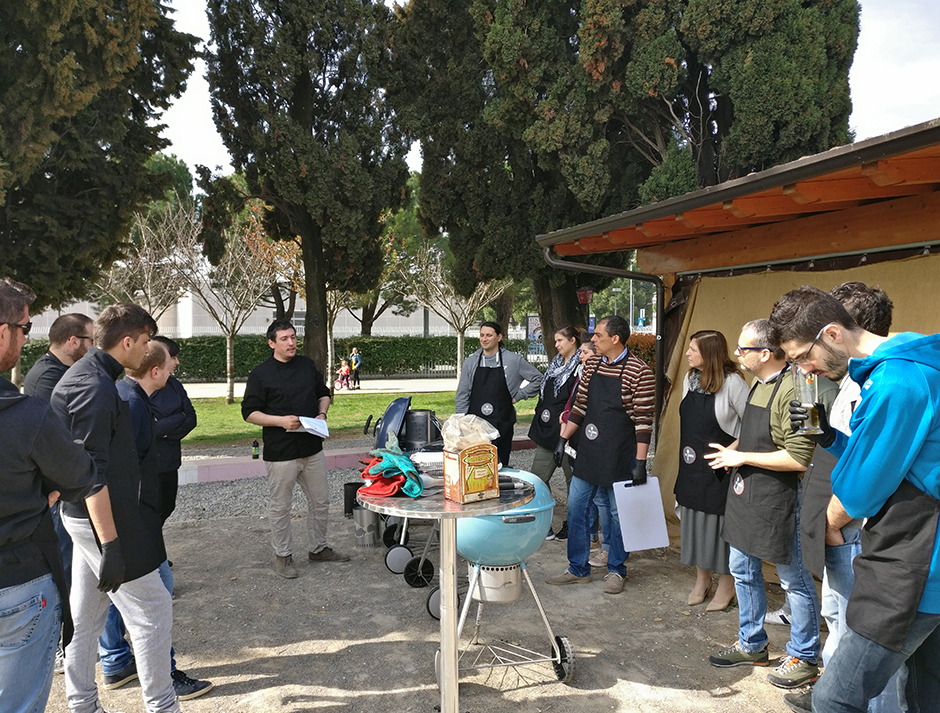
(829, 332), (940, 614)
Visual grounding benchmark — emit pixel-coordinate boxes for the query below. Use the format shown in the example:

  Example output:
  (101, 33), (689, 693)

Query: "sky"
(160, 0), (940, 179)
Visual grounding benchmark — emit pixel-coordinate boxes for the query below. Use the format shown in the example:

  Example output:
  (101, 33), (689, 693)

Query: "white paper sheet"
(285, 416), (330, 438)
(612, 476), (670, 553)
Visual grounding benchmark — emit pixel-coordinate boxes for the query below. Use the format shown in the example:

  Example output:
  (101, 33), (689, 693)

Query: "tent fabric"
(651, 251), (940, 525)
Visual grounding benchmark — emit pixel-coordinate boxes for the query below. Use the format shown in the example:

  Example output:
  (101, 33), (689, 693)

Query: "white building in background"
(29, 293), (524, 339)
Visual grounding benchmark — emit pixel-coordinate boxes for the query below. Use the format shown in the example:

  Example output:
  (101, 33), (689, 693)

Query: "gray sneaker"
(54, 644), (65, 674)
(308, 547), (350, 562)
(275, 554), (298, 578)
(767, 656), (819, 689)
(709, 641), (769, 668)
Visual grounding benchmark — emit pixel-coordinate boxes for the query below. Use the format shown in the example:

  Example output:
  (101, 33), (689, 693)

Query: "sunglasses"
(5, 321), (32, 336)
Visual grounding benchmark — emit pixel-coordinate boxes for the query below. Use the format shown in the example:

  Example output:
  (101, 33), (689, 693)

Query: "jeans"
(63, 515), (178, 713)
(0, 574), (60, 713)
(566, 475), (628, 577)
(813, 613), (940, 713)
(265, 453), (330, 556)
(821, 527), (904, 713)
(728, 487), (820, 661)
(100, 560), (175, 675)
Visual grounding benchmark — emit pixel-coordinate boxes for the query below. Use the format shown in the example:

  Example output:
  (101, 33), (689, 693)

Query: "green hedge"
(14, 333), (656, 383)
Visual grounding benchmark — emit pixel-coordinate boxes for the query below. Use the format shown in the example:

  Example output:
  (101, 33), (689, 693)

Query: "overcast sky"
(161, 0), (940, 178)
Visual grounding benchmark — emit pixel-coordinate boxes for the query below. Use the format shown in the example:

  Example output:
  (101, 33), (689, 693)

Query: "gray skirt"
(679, 505), (731, 575)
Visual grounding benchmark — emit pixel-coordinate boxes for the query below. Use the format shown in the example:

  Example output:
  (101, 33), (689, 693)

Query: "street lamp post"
(611, 287), (622, 317)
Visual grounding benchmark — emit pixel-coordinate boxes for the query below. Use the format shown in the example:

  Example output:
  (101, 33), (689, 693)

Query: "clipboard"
(612, 476), (670, 552)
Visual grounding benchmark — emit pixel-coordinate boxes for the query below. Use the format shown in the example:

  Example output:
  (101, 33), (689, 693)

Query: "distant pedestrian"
(349, 346), (361, 389)
(242, 319), (349, 579)
(0, 278), (96, 713)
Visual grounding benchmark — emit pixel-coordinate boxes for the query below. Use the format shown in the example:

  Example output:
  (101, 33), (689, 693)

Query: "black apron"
(575, 363), (636, 488)
(467, 349), (515, 467)
(797, 445), (838, 578)
(528, 371), (577, 451)
(721, 375), (800, 564)
(674, 388), (736, 515)
(847, 479), (940, 650)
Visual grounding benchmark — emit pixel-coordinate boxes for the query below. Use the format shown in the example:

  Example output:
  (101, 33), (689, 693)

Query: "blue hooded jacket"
(829, 332), (940, 614)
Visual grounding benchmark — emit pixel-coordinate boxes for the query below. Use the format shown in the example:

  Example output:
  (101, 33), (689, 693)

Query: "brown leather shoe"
(308, 547), (350, 562)
(275, 554), (298, 578)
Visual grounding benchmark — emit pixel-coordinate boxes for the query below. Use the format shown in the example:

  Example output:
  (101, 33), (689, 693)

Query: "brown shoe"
(545, 570), (592, 585)
(275, 554), (298, 578)
(603, 572), (625, 594)
(308, 546), (350, 562)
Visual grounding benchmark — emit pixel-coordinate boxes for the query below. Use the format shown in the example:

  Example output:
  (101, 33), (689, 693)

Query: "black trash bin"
(344, 481), (363, 518)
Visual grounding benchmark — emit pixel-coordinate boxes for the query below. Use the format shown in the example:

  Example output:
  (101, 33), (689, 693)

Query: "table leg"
(438, 517), (459, 712)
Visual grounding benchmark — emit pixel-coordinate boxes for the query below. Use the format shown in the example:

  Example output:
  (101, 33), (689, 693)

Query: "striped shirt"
(569, 352), (655, 445)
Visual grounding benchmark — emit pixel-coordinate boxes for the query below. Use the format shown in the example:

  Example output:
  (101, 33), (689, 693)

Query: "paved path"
(183, 377), (459, 399)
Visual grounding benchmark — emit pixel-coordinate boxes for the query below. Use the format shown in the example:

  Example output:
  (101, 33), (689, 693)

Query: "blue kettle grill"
(436, 469), (574, 684)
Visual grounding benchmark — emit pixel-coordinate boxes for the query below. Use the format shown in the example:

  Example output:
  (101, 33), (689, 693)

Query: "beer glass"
(790, 364), (824, 435)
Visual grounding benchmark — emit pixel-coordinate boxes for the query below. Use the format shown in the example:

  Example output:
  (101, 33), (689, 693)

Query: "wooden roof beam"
(723, 195), (861, 218)
(637, 189), (940, 274)
(783, 179), (932, 204)
(861, 157), (940, 187)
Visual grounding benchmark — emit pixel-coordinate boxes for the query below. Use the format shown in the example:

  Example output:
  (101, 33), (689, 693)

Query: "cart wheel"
(426, 586), (441, 619)
(385, 545), (413, 574)
(383, 522), (409, 548)
(403, 556), (435, 588)
(552, 635), (575, 683)
(434, 648), (441, 690)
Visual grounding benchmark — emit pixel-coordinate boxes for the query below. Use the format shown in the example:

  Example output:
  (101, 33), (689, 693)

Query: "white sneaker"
(589, 549), (608, 568)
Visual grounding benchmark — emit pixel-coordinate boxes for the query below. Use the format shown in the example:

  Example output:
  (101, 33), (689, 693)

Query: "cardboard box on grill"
(443, 443), (499, 503)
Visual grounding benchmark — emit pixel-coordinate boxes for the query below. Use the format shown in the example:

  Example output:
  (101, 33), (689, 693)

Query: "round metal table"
(358, 480), (534, 713)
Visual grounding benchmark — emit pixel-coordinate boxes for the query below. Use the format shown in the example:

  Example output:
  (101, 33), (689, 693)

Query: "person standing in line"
(675, 330), (749, 612)
(772, 286), (940, 713)
(545, 315), (654, 596)
(23, 312), (94, 673)
(242, 319), (349, 579)
(455, 321), (543, 468)
(705, 319), (823, 690)
(527, 326), (581, 540)
(0, 278), (96, 713)
(51, 303), (181, 713)
(349, 346), (362, 390)
(97, 340), (213, 700)
(149, 336), (197, 526)
(779, 282), (901, 713)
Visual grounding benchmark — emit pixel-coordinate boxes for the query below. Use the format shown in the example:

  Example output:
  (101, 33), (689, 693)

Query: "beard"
(0, 338), (19, 373)
(817, 341), (850, 380)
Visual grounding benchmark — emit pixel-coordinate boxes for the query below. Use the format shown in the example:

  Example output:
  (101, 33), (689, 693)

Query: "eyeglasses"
(788, 322), (834, 366)
(77, 335), (94, 342)
(4, 321), (32, 336)
(735, 345), (768, 355)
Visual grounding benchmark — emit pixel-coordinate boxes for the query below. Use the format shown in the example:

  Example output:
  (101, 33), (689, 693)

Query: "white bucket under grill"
(468, 563), (522, 603)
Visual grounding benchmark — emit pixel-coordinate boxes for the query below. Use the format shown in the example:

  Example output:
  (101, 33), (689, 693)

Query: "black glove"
(788, 400), (836, 448)
(552, 437), (567, 467)
(631, 459), (648, 486)
(97, 538), (125, 593)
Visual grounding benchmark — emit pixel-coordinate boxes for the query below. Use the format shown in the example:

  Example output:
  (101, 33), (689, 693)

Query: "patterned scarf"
(540, 351), (580, 399)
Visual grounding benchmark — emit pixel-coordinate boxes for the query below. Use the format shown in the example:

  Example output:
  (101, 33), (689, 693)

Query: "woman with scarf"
(528, 326), (582, 540)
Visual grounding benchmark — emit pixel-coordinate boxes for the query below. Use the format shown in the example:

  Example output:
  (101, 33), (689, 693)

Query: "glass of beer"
(790, 364), (824, 435)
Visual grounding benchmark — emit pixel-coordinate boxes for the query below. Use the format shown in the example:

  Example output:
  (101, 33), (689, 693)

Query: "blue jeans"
(0, 574), (60, 713)
(99, 560), (175, 674)
(566, 475), (628, 577)
(728, 488), (820, 661)
(813, 613), (940, 713)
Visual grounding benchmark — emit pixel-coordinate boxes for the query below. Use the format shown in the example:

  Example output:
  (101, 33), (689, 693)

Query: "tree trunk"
(456, 330), (465, 381)
(493, 292), (514, 332)
(327, 318), (335, 396)
(360, 291), (378, 336)
(225, 332), (235, 405)
(532, 272), (588, 360)
(299, 214), (329, 378)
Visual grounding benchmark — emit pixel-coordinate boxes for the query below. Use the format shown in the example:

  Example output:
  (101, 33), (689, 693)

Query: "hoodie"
(829, 332), (940, 614)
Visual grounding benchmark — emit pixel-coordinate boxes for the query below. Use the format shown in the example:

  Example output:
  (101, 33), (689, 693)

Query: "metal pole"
(629, 282), (634, 328)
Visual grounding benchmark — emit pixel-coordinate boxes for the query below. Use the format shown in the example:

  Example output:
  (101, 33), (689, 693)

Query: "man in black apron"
(780, 283), (902, 713)
(773, 286), (940, 713)
(545, 315), (654, 596)
(705, 319), (820, 689)
(455, 321), (543, 467)
(0, 278), (96, 713)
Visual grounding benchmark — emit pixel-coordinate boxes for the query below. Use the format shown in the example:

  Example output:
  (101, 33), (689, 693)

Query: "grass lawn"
(184, 391), (536, 448)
